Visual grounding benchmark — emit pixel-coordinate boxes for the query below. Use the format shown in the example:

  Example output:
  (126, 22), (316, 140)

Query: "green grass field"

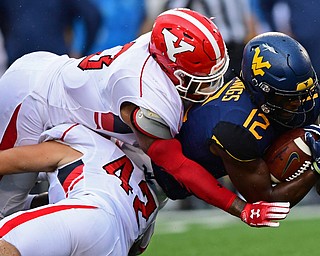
(144, 205), (320, 256)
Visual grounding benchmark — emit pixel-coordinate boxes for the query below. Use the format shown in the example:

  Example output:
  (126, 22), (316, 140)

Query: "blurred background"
(0, 1), (320, 254)
(2, 0), (320, 82)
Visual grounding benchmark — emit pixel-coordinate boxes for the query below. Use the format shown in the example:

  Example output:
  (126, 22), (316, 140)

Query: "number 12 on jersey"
(243, 109), (270, 140)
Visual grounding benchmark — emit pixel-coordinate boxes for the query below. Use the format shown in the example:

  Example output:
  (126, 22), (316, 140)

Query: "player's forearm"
(270, 170), (319, 207)
(0, 147), (40, 174)
(147, 139), (291, 226)
(0, 142), (66, 174)
(147, 138), (238, 213)
(241, 169), (319, 206)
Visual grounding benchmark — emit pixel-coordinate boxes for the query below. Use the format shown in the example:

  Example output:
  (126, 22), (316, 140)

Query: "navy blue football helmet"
(241, 32), (318, 128)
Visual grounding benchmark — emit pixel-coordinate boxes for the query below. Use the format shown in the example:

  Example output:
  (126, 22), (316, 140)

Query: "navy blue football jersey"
(177, 77), (320, 179)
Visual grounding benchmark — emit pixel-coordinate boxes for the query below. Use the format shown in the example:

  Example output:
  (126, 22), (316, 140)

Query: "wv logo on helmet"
(252, 47), (271, 76)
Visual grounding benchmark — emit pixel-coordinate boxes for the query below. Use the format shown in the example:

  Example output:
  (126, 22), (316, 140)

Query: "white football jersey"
(0, 32), (183, 147)
(0, 32), (182, 217)
(40, 123), (160, 247)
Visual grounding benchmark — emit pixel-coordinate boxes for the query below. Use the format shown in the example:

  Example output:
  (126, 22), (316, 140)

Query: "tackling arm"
(0, 141), (82, 175)
(148, 138), (290, 227)
(120, 102), (237, 210)
(121, 102), (290, 226)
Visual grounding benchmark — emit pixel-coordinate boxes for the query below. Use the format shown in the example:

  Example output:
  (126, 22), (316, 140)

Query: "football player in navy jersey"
(162, 32), (320, 207)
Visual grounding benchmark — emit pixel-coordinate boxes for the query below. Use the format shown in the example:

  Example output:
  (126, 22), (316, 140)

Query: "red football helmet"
(149, 8), (229, 102)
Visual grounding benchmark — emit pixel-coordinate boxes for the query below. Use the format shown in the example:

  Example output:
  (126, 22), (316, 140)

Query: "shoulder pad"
(212, 122), (261, 161)
(131, 107), (172, 139)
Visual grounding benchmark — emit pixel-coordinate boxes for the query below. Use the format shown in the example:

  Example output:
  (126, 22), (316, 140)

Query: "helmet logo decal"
(296, 77), (314, 91)
(252, 47), (271, 76)
(162, 28), (195, 62)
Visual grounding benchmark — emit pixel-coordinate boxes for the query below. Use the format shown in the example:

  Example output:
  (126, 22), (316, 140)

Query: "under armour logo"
(162, 28), (195, 62)
(250, 209), (261, 219)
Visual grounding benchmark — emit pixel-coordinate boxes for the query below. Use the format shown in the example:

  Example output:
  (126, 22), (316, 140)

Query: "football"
(264, 128), (314, 183)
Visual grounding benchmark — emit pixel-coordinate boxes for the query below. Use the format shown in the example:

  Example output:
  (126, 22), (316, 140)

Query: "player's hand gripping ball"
(264, 128), (317, 183)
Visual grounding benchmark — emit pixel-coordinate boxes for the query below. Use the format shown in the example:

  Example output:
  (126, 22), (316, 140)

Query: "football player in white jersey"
(0, 8), (289, 226)
(0, 123), (162, 256)
(0, 124), (289, 256)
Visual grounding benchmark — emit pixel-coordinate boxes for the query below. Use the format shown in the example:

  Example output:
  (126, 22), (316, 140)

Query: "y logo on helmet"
(162, 28), (195, 62)
(296, 77), (314, 91)
(252, 47), (271, 76)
